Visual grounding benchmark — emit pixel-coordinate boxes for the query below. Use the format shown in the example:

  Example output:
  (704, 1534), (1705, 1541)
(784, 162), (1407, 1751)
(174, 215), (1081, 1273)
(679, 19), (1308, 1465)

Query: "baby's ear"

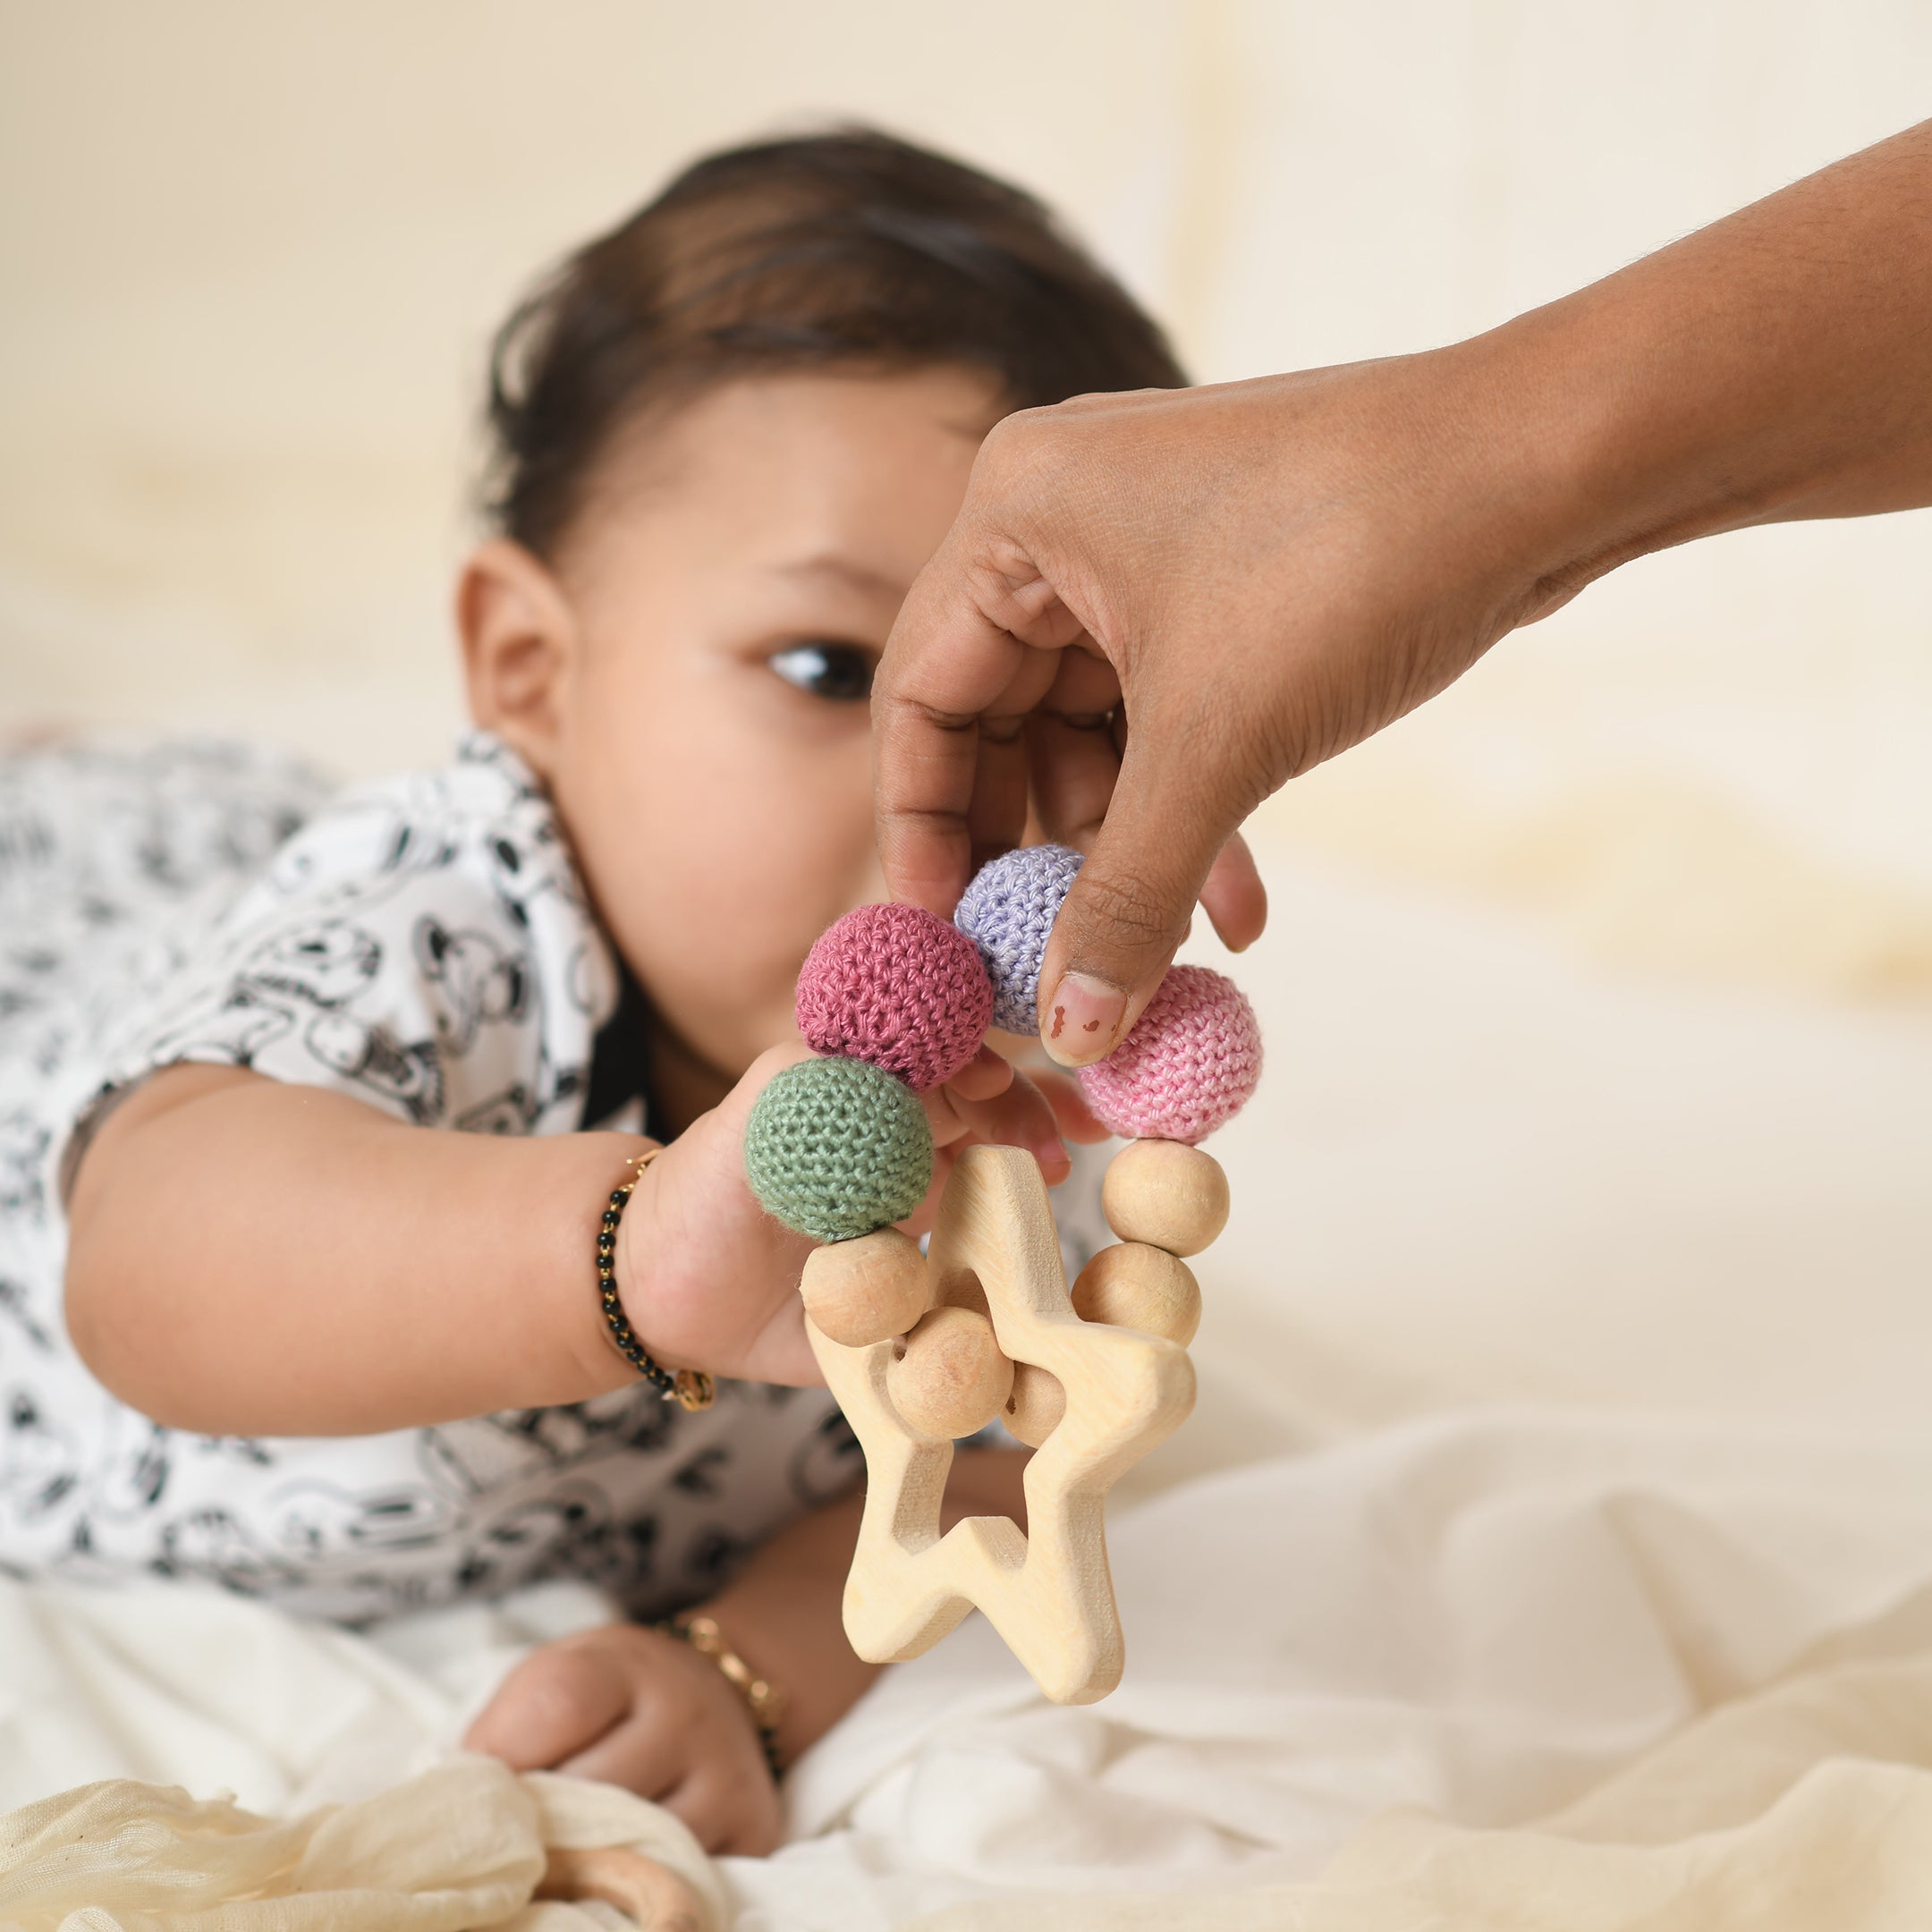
(455, 539), (579, 776)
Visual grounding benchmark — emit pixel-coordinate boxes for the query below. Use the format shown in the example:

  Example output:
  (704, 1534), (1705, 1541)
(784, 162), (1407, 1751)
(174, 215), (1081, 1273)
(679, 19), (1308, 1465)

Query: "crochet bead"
(796, 902), (993, 1092)
(744, 1055), (935, 1243)
(953, 843), (1083, 1036)
(1077, 965), (1261, 1145)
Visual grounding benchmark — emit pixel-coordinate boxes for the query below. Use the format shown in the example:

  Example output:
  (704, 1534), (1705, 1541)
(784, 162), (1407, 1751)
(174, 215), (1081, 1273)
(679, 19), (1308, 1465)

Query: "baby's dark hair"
(484, 126), (1188, 557)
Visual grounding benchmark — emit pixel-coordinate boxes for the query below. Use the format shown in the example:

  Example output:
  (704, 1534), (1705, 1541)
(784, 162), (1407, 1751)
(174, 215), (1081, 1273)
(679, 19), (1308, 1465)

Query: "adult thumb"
(1034, 752), (1240, 1068)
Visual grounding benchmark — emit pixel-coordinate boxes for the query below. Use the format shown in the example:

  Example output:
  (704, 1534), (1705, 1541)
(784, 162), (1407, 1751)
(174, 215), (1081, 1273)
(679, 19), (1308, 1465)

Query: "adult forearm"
(873, 120), (1932, 1068)
(64, 1064), (644, 1435)
(1470, 117), (1932, 623)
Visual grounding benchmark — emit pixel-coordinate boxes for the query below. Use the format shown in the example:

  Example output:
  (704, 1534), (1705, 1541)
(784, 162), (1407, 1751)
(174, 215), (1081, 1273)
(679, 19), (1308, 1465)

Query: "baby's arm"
(465, 1446), (1030, 1852)
(64, 1059), (724, 1434)
(64, 1049), (1065, 1436)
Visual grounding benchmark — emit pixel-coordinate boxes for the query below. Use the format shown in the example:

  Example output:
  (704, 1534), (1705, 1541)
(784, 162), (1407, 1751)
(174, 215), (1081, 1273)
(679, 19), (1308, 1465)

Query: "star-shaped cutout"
(807, 1144), (1196, 1704)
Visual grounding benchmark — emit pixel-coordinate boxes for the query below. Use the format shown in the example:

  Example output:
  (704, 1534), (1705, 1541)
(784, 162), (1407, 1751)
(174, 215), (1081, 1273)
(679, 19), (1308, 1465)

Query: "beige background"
(3, 2), (1928, 1436)
(4, 1), (1930, 996)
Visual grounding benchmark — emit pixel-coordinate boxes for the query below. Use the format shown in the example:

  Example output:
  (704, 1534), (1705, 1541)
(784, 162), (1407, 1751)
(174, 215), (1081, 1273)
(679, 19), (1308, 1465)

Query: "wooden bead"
(888, 1306), (1014, 1440)
(804, 1143), (1202, 1705)
(1072, 1243), (1200, 1346)
(801, 1227), (929, 1347)
(1000, 1360), (1066, 1447)
(1101, 1139), (1229, 1256)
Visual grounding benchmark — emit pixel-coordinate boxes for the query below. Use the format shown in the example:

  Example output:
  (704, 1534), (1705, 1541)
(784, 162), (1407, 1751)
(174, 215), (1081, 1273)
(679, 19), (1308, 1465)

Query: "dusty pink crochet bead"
(796, 902), (993, 1092)
(1078, 964), (1262, 1144)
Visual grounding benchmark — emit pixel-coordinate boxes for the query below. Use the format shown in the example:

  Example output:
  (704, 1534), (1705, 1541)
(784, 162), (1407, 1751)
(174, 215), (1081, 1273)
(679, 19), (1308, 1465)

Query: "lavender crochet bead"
(953, 843), (1083, 1035)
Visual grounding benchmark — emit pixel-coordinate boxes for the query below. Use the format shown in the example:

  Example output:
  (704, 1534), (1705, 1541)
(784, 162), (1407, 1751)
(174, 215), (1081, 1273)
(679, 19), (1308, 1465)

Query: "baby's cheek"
(575, 685), (878, 1065)
(671, 826), (877, 1046)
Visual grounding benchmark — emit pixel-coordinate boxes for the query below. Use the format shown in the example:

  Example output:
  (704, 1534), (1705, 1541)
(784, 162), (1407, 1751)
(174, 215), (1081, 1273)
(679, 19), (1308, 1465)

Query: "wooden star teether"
(743, 855), (1262, 1704)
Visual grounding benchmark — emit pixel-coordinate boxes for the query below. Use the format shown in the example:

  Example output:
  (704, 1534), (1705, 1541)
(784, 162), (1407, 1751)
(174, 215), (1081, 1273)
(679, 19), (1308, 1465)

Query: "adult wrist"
(1438, 123), (1932, 624)
(1378, 302), (1732, 649)
(1311, 332), (1627, 649)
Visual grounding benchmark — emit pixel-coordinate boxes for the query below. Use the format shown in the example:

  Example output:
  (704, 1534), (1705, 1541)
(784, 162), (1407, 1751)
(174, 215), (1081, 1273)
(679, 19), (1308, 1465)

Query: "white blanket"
(10, 1410), (1932, 1928)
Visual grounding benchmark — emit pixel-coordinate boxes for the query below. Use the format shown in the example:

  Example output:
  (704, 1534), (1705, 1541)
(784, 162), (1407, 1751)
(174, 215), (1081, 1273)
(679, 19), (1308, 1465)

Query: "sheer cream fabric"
(0, 1761), (722, 1932)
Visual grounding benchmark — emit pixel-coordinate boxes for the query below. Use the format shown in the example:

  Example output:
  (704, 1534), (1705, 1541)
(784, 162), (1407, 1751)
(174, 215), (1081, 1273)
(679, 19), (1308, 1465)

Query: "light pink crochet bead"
(1077, 964), (1262, 1144)
(796, 902), (993, 1092)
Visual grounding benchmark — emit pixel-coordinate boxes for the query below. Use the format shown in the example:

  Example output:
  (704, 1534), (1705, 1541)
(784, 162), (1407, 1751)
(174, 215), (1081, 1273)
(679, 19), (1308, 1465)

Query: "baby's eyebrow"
(773, 555), (907, 603)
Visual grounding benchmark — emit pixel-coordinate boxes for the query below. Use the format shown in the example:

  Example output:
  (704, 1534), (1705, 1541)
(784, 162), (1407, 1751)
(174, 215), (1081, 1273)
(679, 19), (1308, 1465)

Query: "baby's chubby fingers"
(465, 1625), (780, 1852)
(660, 1762), (783, 1858)
(464, 1638), (631, 1771)
(1033, 1063), (1110, 1147)
(941, 1042), (1016, 1104)
(618, 1043), (822, 1386)
(925, 1052), (1069, 1184)
(556, 1711), (689, 1806)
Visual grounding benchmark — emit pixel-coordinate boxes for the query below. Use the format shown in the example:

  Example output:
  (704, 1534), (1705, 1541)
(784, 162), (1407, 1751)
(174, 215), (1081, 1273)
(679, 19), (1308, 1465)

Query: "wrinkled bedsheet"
(9, 1410), (1932, 1928)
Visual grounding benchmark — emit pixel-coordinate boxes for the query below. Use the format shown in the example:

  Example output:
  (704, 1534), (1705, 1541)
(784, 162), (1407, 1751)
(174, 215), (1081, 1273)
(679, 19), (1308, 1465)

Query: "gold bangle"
(663, 1612), (786, 1776)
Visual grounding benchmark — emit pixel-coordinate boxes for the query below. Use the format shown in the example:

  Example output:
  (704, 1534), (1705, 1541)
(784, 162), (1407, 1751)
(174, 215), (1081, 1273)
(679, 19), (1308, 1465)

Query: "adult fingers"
(962, 647), (1067, 876)
(1028, 647), (1124, 851)
(1199, 831), (1268, 953)
(872, 548), (1031, 918)
(875, 434), (1097, 915)
(1035, 716), (1255, 1066)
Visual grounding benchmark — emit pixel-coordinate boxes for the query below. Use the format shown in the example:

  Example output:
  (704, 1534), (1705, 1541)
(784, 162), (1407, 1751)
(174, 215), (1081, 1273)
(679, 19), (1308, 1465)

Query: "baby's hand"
(615, 1045), (820, 1385)
(464, 1623), (780, 1855)
(919, 1044), (1108, 1208)
(617, 1045), (1100, 1388)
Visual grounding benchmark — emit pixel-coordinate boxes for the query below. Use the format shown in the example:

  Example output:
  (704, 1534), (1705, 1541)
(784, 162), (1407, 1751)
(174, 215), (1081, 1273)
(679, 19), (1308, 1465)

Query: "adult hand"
(874, 120), (1932, 1064)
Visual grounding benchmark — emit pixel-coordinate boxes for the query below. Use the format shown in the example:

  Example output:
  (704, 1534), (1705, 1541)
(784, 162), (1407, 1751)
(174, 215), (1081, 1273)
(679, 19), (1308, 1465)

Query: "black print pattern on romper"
(89, 1418), (173, 1520)
(304, 1013), (445, 1124)
(0, 732), (1109, 1624)
(0, 1279), (54, 1352)
(2, 1390), (81, 1520)
(414, 916), (530, 1052)
(790, 1405), (867, 1506)
(0, 1111), (50, 1219)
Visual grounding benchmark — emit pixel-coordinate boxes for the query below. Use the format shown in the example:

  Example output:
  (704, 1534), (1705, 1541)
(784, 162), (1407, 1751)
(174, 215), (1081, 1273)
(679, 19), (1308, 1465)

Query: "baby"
(0, 130), (1184, 1852)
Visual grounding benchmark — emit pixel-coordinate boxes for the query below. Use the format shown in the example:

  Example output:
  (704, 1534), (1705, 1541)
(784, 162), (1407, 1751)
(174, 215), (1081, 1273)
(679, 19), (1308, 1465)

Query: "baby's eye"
(767, 641), (876, 703)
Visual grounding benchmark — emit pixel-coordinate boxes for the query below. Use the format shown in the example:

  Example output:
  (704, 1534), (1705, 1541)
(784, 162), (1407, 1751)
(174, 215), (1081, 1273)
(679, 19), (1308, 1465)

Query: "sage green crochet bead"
(744, 1055), (934, 1243)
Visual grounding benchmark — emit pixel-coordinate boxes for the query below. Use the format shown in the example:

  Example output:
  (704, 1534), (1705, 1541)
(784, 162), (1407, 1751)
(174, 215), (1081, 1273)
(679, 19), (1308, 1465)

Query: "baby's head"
(456, 129), (1182, 1121)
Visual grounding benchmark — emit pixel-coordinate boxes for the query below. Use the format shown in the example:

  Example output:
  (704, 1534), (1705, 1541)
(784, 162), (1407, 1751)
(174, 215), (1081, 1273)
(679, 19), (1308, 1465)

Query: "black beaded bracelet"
(599, 1149), (716, 1411)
